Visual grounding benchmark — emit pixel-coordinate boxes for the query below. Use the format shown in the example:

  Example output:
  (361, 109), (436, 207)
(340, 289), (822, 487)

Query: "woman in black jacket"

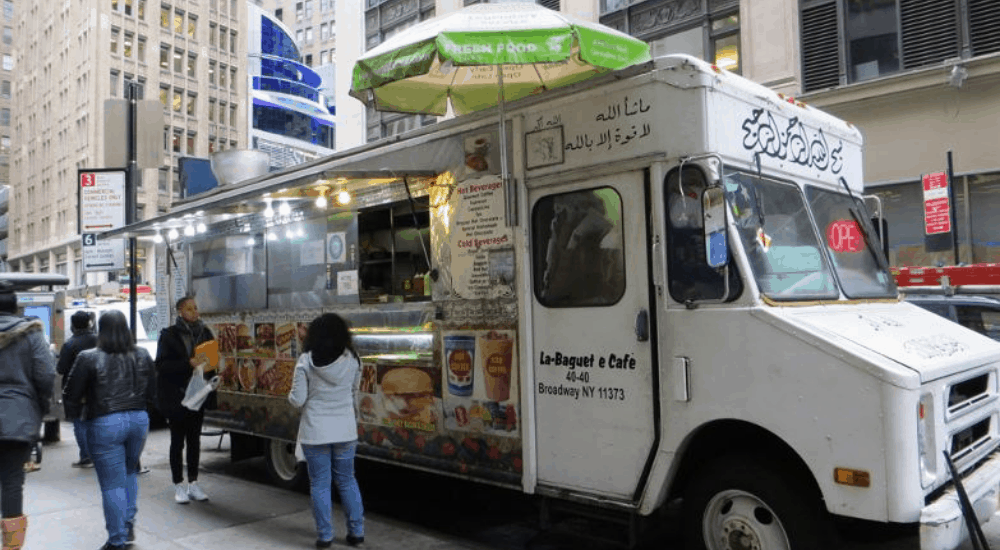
(0, 292), (55, 550)
(155, 296), (214, 504)
(63, 310), (155, 550)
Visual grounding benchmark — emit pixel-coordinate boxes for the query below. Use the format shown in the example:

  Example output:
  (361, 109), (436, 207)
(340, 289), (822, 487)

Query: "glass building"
(248, 3), (335, 169)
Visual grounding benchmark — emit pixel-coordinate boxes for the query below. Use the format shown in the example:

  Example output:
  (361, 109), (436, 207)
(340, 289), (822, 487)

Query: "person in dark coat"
(155, 296), (215, 504)
(63, 309), (155, 550)
(0, 291), (55, 550)
(57, 310), (98, 468)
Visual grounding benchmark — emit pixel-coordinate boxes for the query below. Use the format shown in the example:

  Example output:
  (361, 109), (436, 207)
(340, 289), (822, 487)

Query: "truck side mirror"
(703, 187), (728, 268)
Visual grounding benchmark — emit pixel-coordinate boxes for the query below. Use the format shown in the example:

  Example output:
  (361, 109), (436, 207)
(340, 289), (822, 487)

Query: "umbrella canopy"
(350, 2), (651, 116)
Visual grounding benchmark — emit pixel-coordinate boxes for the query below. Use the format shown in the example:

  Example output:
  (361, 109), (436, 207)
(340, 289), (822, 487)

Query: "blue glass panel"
(259, 56), (322, 88)
(261, 15), (300, 60)
(252, 104), (334, 148)
(255, 77), (320, 102)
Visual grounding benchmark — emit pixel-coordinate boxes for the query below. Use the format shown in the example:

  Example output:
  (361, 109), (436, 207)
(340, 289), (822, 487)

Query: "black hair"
(97, 309), (135, 354)
(0, 293), (16, 314)
(303, 313), (354, 366)
(176, 295), (196, 311)
(71, 310), (94, 330)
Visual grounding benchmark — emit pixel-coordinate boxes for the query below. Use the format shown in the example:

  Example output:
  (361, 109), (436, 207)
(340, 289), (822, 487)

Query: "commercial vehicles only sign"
(78, 169), (126, 272)
(922, 171), (951, 235)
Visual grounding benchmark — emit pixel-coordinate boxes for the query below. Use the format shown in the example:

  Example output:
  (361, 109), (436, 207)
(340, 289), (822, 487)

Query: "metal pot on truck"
(103, 55), (1000, 550)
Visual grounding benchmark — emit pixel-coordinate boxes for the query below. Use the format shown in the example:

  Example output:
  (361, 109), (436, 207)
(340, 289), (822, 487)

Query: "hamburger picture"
(236, 323), (254, 354)
(380, 367), (437, 429)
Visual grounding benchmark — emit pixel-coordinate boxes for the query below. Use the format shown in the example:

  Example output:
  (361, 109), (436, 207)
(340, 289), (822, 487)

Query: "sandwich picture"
(236, 323), (254, 353)
(380, 367), (437, 428)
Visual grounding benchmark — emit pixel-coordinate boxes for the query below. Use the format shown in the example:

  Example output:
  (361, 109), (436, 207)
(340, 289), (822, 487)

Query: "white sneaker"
(187, 481), (209, 501)
(174, 483), (190, 504)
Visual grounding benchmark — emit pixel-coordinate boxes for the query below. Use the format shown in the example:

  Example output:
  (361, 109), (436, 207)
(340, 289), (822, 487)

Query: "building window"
(187, 132), (195, 154)
(111, 28), (120, 54)
(208, 99), (215, 122)
(124, 32), (134, 58)
(209, 23), (217, 47)
(3, 0), (11, 21)
(208, 137), (215, 154)
(208, 61), (216, 84)
(710, 13), (740, 74)
(320, 50), (329, 65)
(138, 37), (146, 62)
(305, 0), (313, 18)
(296, 29), (303, 43)
(219, 26), (226, 48)
(124, 0), (133, 16)
(0, 80), (8, 99)
(173, 9), (184, 34)
(320, 0), (332, 12)
(113, 0), (119, 11)
(158, 167), (168, 191)
(138, 0), (145, 20)
(2, 26), (10, 45)
(296, 1), (303, 21)
(219, 64), (227, 88)
(218, 102), (226, 125)
(187, 92), (196, 116)
(229, 103), (237, 127)
(305, 54), (313, 66)
(187, 54), (196, 77)
(230, 67), (237, 90)
(159, 86), (169, 109)
(188, 14), (197, 38)
(172, 130), (182, 153)
(172, 89), (182, 112)
(160, 5), (170, 29)
(0, 109), (9, 126)
(321, 23), (328, 41)
(173, 48), (183, 73)
(230, 31), (237, 53)
(800, 0), (1000, 92)
(159, 44), (169, 70)
(3, 54), (12, 71)
(305, 27), (313, 43)
(110, 70), (120, 97)
(275, 8), (283, 21)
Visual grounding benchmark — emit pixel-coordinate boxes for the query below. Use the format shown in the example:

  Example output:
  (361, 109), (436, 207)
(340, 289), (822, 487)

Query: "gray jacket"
(0, 313), (56, 443)
(288, 351), (360, 445)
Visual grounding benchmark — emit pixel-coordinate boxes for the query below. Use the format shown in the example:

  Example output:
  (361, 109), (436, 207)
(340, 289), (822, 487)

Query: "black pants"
(167, 409), (204, 484)
(0, 441), (31, 517)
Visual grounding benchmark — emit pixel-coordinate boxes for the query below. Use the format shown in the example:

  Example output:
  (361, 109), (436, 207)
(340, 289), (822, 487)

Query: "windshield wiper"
(839, 177), (889, 273)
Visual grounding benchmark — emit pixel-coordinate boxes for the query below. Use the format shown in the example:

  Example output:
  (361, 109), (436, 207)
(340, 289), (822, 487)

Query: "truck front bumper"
(920, 451), (1000, 550)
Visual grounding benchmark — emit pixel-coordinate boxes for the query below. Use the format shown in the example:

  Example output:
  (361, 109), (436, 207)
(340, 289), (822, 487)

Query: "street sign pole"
(947, 151), (959, 266)
(126, 82), (138, 341)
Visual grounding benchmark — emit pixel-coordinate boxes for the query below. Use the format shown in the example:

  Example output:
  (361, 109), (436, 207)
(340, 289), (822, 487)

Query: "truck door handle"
(635, 309), (649, 342)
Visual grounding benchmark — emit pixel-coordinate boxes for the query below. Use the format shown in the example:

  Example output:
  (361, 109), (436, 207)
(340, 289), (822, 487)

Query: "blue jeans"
(73, 418), (90, 461)
(88, 410), (149, 547)
(301, 441), (364, 542)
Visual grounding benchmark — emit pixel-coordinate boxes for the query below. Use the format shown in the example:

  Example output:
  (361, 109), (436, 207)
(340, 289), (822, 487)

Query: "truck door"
(529, 171), (656, 500)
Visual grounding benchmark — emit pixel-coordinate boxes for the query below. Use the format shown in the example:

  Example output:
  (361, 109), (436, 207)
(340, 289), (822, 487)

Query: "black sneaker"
(346, 535), (365, 547)
(72, 459), (94, 468)
(100, 543), (126, 550)
(126, 524), (135, 544)
(315, 539), (333, 549)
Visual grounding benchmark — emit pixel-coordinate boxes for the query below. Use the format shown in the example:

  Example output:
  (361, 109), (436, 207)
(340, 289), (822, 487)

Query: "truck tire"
(683, 455), (834, 550)
(263, 438), (308, 491)
(42, 420), (60, 443)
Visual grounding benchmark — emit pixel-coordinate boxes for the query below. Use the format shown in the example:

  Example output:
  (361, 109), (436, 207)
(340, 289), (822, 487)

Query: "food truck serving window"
(531, 187), (625, 308)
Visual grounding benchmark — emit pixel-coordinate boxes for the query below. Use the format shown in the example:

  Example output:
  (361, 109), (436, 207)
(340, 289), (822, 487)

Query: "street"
(21, 422), (1000, 550)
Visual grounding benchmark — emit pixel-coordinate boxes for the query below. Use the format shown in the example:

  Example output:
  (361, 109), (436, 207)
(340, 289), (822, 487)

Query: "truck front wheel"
(263, 438), (308, 491)
(683, 456), (834, 550)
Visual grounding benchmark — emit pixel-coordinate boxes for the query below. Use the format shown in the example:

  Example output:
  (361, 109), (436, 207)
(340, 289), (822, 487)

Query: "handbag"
(181, 364), (221, 411)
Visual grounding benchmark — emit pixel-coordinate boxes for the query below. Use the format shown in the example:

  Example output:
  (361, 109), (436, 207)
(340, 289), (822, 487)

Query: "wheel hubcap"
(703, 490), (790, 550)
(270, 440), (299, 481)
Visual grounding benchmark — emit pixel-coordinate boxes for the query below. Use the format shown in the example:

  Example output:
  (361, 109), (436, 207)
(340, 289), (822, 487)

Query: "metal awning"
(99, 167), (440, 240)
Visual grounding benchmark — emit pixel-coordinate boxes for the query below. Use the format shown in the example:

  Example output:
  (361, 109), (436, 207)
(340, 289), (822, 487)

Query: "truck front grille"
(950, 417), (992, 463)
(948, 373), (991, 415)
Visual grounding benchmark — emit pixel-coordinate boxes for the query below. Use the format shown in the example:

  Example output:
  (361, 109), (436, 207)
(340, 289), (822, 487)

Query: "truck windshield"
(805, 186), (897, 299)
(723, 170), (897, 301)
(724, 171), (838, 301)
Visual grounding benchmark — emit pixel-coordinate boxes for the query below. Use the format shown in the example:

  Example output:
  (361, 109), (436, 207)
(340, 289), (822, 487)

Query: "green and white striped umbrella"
(349, 2), (652, 116)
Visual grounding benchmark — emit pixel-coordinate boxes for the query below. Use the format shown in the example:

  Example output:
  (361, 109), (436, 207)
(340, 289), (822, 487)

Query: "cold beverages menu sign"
(79, 169), (126, 272)
(922, 171), (951, 235)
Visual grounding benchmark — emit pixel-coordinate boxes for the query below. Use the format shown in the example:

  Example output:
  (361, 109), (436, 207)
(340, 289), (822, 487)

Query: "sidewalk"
(22, 422), (486, 550)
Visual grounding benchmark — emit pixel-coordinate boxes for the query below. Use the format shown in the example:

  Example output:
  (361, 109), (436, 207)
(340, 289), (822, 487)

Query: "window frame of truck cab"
(531, 186), (626, 308)
(665, 166), (742, 304)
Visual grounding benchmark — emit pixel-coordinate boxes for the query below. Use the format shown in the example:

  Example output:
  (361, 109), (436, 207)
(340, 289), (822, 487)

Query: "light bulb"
(184, 225), (195, 237)
(279, 201), (291, 216)
(196, 222), (207, 233)
(168, 228), (179, 240)
(153, 233), (163, 243)
(338, 190), (350, 205)
(267, 232), (277, 241)
(264, 200), (274, 218)
(247, 237), (256, 246)
(316, 195), (327, 208)
(285, 229), (294, 239)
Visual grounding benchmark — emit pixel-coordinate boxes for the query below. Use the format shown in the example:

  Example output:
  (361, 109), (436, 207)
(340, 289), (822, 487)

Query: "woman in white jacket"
(288, 313), (364, 548)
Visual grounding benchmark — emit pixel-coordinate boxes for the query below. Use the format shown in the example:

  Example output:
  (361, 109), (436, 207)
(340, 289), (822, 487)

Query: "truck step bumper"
(920, 451), (1000, 550)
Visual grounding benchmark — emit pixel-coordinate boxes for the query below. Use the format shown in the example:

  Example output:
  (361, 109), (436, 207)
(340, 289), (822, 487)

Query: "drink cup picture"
(444, 335), (475, 396)
(481, 331), (513, 402)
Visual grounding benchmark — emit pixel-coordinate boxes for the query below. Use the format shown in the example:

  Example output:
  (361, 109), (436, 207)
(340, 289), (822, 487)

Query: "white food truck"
(105, 55), (1000, 550)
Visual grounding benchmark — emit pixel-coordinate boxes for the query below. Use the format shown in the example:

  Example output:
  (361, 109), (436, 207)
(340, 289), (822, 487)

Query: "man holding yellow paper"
(154, 296), (216, 504)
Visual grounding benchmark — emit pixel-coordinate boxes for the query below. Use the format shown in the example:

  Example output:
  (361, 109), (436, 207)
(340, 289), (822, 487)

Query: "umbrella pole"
(498, 64), (516, 227)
